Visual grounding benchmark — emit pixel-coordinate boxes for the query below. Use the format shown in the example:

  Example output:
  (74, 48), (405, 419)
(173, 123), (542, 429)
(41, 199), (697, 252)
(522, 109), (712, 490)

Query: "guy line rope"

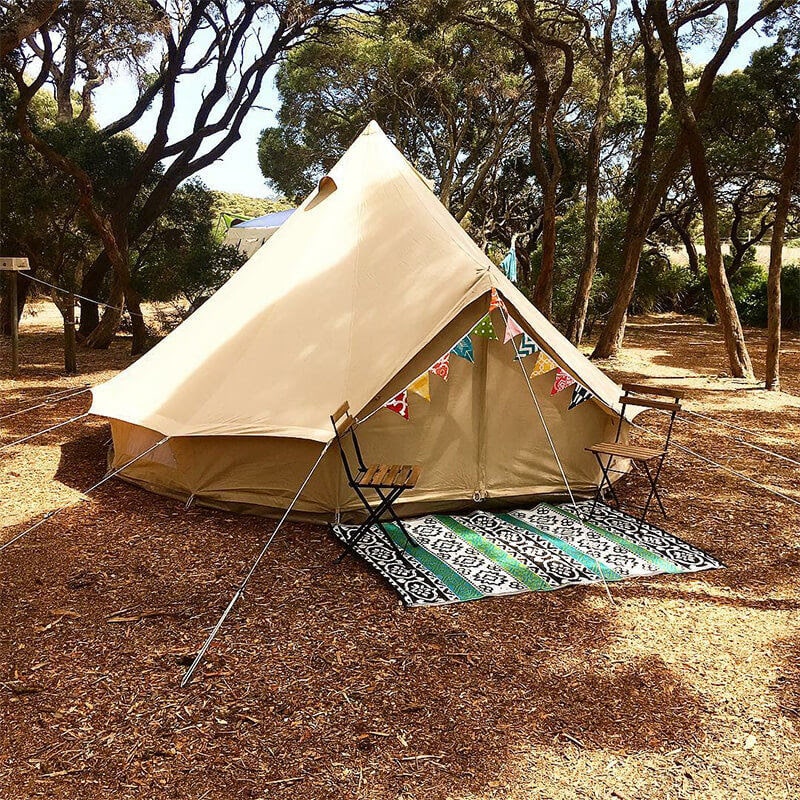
(0, 385), (92, 423)
(498, 301), (616, 603)
(0, 412), (91, 451)
(0, 436), (171, 554)
(180, 438), (334, 687)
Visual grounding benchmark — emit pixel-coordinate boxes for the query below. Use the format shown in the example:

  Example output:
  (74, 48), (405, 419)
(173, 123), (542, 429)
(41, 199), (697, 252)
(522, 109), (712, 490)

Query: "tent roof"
(234, 208), (295, 229)
(90, 121), (621, 442)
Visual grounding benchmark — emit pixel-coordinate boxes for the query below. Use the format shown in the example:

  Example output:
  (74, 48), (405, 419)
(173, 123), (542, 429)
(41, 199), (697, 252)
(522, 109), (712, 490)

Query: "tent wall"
(108, 311), (626, 521)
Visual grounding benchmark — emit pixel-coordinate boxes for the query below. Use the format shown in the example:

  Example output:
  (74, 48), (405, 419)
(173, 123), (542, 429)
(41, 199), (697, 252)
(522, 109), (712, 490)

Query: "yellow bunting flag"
(408, 372), (431, 401)
(530, 351), (557, 377)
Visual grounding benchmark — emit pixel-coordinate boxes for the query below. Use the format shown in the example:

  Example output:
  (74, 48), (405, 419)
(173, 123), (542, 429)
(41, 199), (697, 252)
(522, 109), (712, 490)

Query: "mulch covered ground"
(1, 306), (799, 799)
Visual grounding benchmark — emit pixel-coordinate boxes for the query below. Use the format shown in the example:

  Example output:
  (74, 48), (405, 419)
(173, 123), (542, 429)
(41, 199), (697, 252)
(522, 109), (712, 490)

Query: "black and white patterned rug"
(331, 501), (724, 607)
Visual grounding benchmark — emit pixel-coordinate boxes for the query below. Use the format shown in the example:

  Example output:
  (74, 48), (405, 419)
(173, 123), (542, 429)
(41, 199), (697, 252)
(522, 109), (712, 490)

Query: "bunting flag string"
(514, 333), (540, 360)
(382, 285), (593, 422)
(488, 287), (506, 312)
(451, 334), (474, 363)
(530, 351), (557, 377)
(471, 314), (497, 339)
(429, 353), (450, 381)
(384, 390), (409, 419)
(569, 383), (593, 410)
(503, 314), (525, 344)
(408, 372), (431, 401)
(550, 368), (576, 396)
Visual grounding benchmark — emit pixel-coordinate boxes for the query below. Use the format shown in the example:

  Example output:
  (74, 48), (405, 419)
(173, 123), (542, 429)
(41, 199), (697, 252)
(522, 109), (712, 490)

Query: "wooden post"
(0, 257), (30, 378)
(9, 270), (18, 377)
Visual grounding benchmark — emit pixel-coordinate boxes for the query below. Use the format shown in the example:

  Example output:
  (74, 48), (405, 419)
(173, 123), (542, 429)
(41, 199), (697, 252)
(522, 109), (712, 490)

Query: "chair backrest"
(614, 383), (682, 450)
(331, 402), (366, 484)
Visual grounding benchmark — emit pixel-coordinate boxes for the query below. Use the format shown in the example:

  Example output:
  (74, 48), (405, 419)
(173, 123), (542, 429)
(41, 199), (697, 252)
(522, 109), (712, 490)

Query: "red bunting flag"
(384, 390), (409, 419)
(503, 314), (524, 344)
(429, 353), (450, 381)
(488, 287), (506, 312)
(550, 368), (576, 396)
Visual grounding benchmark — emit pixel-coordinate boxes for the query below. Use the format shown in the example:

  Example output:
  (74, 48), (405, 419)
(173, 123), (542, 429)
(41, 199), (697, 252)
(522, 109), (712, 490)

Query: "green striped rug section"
(437, 515), (553, 591)
(543, 504), (684, 574)
(381, 522), (483, 602)
(494, 512), (623, 582)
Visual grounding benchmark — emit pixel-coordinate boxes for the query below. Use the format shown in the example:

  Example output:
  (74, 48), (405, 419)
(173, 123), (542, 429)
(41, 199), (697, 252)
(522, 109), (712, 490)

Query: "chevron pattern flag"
(451, 335), (475, 363)
(514, 333), (540, 360)
(569, 383), (593, 410)
(550, 368), (576, 396)
(471, 315), (497, 339)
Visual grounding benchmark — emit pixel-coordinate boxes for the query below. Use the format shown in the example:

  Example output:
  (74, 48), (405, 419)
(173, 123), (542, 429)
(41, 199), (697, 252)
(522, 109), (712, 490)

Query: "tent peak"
(362, 120), (384, 136)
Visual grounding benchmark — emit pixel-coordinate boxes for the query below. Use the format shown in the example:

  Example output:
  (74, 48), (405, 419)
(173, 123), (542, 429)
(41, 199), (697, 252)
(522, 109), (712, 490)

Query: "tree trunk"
(566, 0), (616, 346)
(567, 110), (608, 344)
(83, 276), (123, 349)
(533, 187), (557, 319)
(127, 287), (148, 355)
(77, 252), (111, 338)
(1, 270), (30, 335)
(591, 5), (663, 360)
(672, 215), (700, 276)
(63, 295), (78, 374)
(653, 2), (753, 380)
(766, 118), (800, 391)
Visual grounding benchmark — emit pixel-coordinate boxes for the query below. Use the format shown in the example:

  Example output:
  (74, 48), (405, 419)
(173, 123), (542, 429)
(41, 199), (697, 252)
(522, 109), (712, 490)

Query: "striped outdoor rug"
(331, 500), (723, 607)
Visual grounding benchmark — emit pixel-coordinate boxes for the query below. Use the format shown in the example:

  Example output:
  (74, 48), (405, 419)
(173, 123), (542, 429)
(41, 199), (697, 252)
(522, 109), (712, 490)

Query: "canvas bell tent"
(90, 122), (630, 520)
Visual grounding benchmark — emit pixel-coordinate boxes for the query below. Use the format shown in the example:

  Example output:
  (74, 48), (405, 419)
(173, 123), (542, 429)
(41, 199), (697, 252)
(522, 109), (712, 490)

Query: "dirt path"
(1, 307), (798, 799)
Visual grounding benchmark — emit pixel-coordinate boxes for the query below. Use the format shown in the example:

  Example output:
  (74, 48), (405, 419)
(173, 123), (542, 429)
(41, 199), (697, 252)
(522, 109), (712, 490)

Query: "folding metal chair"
(586, 383), (682, 523)
(330, 402), (422, 563)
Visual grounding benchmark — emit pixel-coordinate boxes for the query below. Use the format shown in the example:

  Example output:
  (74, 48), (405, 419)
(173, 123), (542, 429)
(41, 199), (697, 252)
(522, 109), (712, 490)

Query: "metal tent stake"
(181, 440), (333, 687)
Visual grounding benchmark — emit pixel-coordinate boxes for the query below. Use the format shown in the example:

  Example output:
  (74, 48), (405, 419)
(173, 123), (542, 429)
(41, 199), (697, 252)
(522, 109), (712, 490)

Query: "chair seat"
(356, 463), (421, 489)
(586, 442), (665, 461)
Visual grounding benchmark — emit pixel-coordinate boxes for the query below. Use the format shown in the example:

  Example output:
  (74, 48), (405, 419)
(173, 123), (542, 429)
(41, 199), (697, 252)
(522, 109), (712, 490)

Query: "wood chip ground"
(1, 306), (798, 799)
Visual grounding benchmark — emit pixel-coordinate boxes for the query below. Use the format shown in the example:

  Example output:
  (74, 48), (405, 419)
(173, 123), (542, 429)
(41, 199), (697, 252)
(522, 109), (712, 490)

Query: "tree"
(653, 2), (756, 378)
(4, 0), (379, 354)
(565, 0), (627, 344)
(593, 0), (786, 366)
(258, 13), (529, 223)
(755, 32), (800, 388)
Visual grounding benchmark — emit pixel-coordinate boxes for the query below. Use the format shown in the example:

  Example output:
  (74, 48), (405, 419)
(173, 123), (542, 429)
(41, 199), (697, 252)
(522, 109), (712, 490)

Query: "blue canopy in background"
(235, 209), (296, 229)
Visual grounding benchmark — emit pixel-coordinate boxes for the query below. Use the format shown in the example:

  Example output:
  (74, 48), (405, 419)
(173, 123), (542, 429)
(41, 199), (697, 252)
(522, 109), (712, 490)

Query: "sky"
(91, 6), (775, 200)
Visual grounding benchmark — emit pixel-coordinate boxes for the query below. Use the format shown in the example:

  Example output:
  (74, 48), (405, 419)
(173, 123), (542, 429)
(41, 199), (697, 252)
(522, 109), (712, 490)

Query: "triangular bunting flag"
(429, 353), (450, 381)
(408, 372), (431, 401)
(515, 333), (540, 360)
(569, 383), (593, 410)
(471, 314), (497, 339)
(488, 287), (506, 312)
(550, 368), (576, 396)
(451, 335), (474, 363)
(530, 351), (557, 377)
(503, 314), (525, 344)
(384, 390), (409, 419)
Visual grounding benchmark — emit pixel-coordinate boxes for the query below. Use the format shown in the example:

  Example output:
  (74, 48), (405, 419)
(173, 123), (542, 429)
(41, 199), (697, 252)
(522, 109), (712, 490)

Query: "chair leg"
(336, 484), (416, 567)
(640, 459), (667, 522)
(591, 454), (619, 516)
(335, 485), (396, 561)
